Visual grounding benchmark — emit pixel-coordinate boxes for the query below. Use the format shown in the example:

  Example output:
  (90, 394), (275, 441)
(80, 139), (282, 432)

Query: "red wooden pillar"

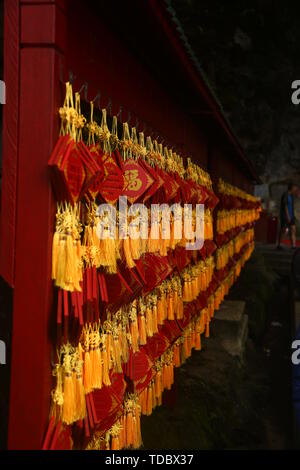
(5, 0), (66, 449)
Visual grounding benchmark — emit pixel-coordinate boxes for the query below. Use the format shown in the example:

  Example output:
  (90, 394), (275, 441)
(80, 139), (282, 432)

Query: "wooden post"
(6, 0), (66, 449)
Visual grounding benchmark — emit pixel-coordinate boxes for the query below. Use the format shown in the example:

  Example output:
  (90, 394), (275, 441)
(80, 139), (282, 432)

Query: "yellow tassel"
(170, 364), (174, 387)
(135, 405), (142, 448)
(188, 280), (193, 302)
(195, 332), (201, 350)
(146, 384), (153, 416)
(187, 335), (192, 357)
(151, 380), (157, 409)
(157, 394), (162, 406)
(183, 278), (189, 302)
(192, 278), (197, 300)
(99, 237), (118, 274)
(180, 340), (186, 364)
(74, 370), (86, 421)
(132, 414), (138, 448)
(120, 327), (128, 364)
(106, 331), (113, 371)
(173, 344), (181, 367)
(126, 412), (134, 448)
(111, 436), (120, 450)
(83, 350), (92, 393)
(157, 297), (165, 325)
(130, 237), (141, 261)
(93, 345), (103, 389)
(65, 233), (74, 284)
(159, 237), (168, 257)
(167, 293), (174, 320)
(119, 417), (125, 449)
(138, 315), (147, 345)
(113, 337), (122, 373)
(178, 298), (183, 320)
(130, 319), (139, 353)
(122, 238), (136, 268)
(173, 289), (178, 314)
(145, 306), (153, 338)
(140, 389), (147, 415)
(152, 304), (158, 334)
(155, 371), (162, 398)
(55, 238), (66, 289)
(62, 373), (75, 424)
(102, 340), (111, 386)
(205, 320), (210, 338)
(164, 364), (170, 390)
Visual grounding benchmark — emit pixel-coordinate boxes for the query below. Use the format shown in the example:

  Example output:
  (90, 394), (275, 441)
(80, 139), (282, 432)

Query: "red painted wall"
(2, 0), (254, 449)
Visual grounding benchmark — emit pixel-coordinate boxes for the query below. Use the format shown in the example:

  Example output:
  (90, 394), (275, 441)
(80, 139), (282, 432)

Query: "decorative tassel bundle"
(148, 207), (161, 254)
(82, 327), (93, 394)
(145, 299), (153, 339)
(129, 301), (139, 353)
(122, 237), (136, 268)
(62, 345), (76, 425)
(166, 283), (174, 321)
(146, 381), (153, 416)
(110, 423), (121, 450)
(138, 299), (147, 346)
(96, 209), (120, 274)
(50, 361), (64, 423)
(154, 365), (162, 400)
(157, 284), (166, 325)
(101, 332), (111, 387)
(151, 294), (158, 334)
(120, 320), (129, 366)
(52, 203), (83, 292)
(112, 323), (123, 374)
(173, 340), (181, 368)
(123, 395), (142, 449)
(139, 387), (148, 415)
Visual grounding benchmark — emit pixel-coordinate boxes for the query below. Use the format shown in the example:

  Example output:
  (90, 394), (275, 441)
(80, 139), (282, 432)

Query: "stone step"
(212, 300), (248, 357)
(258, 252), (293, 260)
(214, 300), (245, 324)
(257, 254), (293, 264)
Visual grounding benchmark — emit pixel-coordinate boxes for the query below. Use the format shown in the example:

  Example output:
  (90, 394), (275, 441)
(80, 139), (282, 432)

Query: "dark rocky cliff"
(170, 0), (300, 186)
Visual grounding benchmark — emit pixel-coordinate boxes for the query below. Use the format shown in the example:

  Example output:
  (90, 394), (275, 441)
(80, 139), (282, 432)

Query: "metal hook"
(92, 91), (101, 109)
(107, 98), (112, 116)
(68, 70), (76, 84)
(117, 105), (123, 121)
(84, 82), (88, 102)
(78, 81), (88, 100)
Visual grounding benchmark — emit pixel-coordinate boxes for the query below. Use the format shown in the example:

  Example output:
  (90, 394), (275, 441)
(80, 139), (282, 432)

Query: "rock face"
(213, 300), (248, 357)
(170, 0), (300, 183)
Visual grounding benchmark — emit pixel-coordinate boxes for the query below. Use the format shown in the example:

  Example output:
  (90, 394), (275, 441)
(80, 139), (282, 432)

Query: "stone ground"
(141, 276), (293, 450)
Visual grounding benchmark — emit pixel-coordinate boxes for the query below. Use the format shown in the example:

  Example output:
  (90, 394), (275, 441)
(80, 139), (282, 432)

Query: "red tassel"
(63, 290), (69, 317)
(42, 416), (55, 450)
(57, 289), (62, 324)
(49, 421), (62, 450)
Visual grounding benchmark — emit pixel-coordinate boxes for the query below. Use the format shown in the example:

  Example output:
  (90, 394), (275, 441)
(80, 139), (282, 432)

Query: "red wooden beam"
(0, 0), (19, 287)
(7, 0), (66, 449)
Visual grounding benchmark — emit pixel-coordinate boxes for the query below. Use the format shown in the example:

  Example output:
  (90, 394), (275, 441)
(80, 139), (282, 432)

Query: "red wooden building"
(0, 0), (259, 449)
